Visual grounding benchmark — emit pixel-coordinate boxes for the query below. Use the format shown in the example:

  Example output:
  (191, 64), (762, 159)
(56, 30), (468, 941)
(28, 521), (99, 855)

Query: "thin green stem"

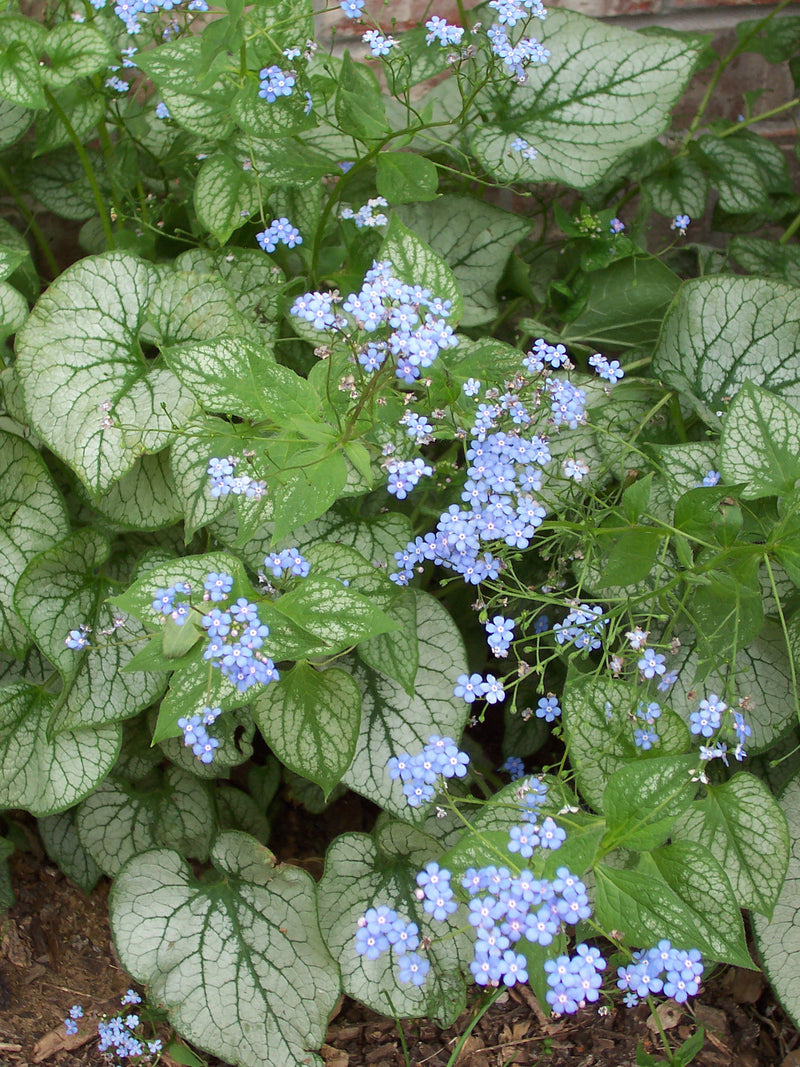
(779, 208), (800, 245)
(44, 86), (115, 250)
(446, 988), (504, 1067)
(719, 96), (800, 137)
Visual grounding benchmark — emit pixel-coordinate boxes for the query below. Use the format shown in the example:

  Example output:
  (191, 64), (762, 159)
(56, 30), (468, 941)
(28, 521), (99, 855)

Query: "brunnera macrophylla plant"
(1, 0), (800, 1062)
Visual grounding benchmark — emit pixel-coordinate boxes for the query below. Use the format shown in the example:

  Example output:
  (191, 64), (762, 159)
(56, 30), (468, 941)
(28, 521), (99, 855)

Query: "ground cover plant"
(1, 0), (800, 1063)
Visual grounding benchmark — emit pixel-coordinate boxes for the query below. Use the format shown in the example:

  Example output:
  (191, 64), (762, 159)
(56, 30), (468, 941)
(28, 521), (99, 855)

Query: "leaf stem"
(44, 86), (116, 251)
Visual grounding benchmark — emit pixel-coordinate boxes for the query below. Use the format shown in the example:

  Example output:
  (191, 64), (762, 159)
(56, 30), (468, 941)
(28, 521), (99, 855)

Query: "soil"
(2, 799), (799, 1067)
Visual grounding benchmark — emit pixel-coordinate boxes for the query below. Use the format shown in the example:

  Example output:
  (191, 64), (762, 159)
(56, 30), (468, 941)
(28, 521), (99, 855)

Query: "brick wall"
(319, 1), (800, 141)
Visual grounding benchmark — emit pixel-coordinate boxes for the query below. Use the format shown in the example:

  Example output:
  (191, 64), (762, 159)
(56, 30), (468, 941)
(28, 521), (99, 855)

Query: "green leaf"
(88, 450), (183, 531)
(174, 248), (283, 347)
(0, 97), (31, 148)
(239, 135), (334, 186)
(76, 768), (214, 876)
(231, 79), (316, 139)
(684, 557), (764, 663)
(595, 845), (752, 967)
(358, 590), (418, 696)
(721, 382), (800, 499)
(694, 134), (774, 214)
(271, 453), (349, 544)
(216, 784), (271, 844)
(335, 51), (390, 141)
(644, 155), (709, 219)
(563, 256), (681, 349)
(168, 417), (244, 539)
(340, 591), (468, 818)
(110, 832), (340, 1067)
(395, 197), (529, 327)
(15, 253), (200, 494)
(193, 152), (257, 244)
(652, 276), (800, 426)
(301, 541), (398, 607)
(0, 280), (27, 343)
(23, 148), (95, 219)
(42, 24), (114, 88)
(729, 236), (800, 288)
(14, 529), (167, 731)
(272, 576), (399, 652)
(471, 9), (697, 190)
(561, 674), (690, 811)
(164, 337), (280, 420)
(597, 527), (663, 587)
(380, 214), (463, 324)
(318, 829), (470, 1024)
(0, 41), (45, 109)
(753, 774), (800, 1027)
(376, 152), (438, 203)
(0, 683), (121, 815)
(38, 808), (102, 893)
(602, 756), (697, 852)
(673, 773), (789, 917)
(253, 662), (361, 796)
(0, 429), (70, 654)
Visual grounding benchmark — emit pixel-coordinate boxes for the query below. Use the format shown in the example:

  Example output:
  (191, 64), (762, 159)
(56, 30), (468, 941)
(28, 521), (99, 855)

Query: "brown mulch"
(2, 812), (800, 1067)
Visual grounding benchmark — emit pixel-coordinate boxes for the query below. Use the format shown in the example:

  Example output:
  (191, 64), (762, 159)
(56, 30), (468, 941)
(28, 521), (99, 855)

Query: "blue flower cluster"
(425, 16), (464, 46)
(385, 457), (433, 499)
(64, 992), (161, 1059)
(258, 65), (295, 101)
(511, 136), (538, 161)
(454, 673), (506, 704)
(65, 624), (92, 651)
(545, 945), (606, 1013)
(178, 705), (221, 764)
(256, 217), (302, 253)
(363, 30), (397, 56)
(553, 603), (607, 652)
(387, 734), (470, 807)
(487, 24), (550, 82)
(617, 941), (704, 1005)
(291, 260), (458, 385)
(207, 456), (267, 501)
(355, 905), (428, 984)
(489, 0), (547, 25)
(339, 197), (389, 228)
(97, 0), (208, 35)
(151, 572), (279, 699)
(501, 755), (525, 778)
(265, 547), (311, 578)
(588, 353), (624, 385)
(633, 700), (662, 750)
(690, 693), (752, 764)
(484, 614), (515, 658)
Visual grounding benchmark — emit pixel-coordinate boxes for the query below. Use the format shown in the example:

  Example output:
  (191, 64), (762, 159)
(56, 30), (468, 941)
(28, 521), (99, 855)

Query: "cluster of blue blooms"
(258, 65), (296, 102)
(485, 614), (516, 656)
(339, 197), (389, 229)
(64, 991), (162, 1059)
(385, 457), (433, 500)
(363, 29), (397, 56)
(265, 547), (311, 578)
(425, 16), (465, 46)
(357, 761), (706, 1011)
(387, 734), (470, 807)
(65, 623), (92, 651)
(617, 942), (704, 1005)
(256, 217), (302, 253)
(91, 0), (207, 35)
(553, 603), (607, 652)
(150, 570), (281, 704)
(545, 945), (606, 1012)
(692, 694), (752, 764)
(511, 136), (539, 161)
(207, 455), (267, 501)
(178, 705), (221, 764)
(454, 672), (506, 705)
(291, 260), (458, 385)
